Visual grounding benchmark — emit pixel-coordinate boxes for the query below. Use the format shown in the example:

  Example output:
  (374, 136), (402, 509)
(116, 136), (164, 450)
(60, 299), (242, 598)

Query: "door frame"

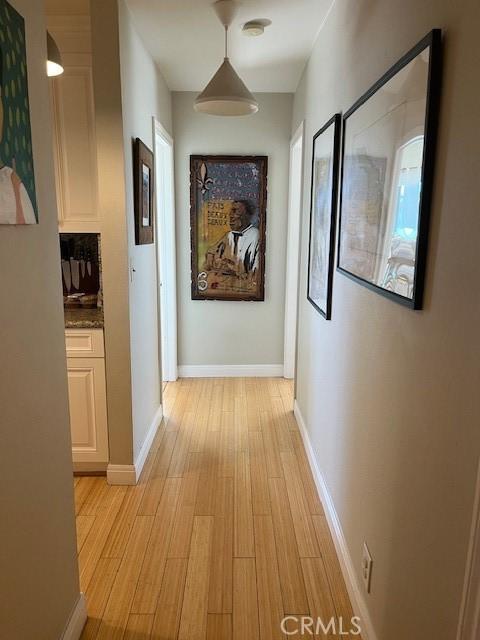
(283, 121), (305, 379)
(153, 117), (178, 382)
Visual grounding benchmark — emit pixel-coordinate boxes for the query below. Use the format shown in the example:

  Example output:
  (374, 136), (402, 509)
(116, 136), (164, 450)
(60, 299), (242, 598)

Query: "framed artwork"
(338, 29), (442, 309)
(307, 114), (341, 319)
(133, 137), (154, 245)
(190, 155), (267, 301)
(0, 0), (38, 224)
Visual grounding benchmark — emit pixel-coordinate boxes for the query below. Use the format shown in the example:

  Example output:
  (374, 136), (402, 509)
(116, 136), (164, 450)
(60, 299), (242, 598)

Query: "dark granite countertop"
(64, 308), (104, 329)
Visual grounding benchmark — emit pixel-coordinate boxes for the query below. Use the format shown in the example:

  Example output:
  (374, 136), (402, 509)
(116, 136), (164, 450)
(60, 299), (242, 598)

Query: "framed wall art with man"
(190, 155), (267, 301)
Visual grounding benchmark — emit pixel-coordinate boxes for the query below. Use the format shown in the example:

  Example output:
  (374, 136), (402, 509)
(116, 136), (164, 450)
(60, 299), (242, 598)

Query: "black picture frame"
(337, 29), (442, 309)
(133, 137), (155, 245)
(307, 114), (342, 320)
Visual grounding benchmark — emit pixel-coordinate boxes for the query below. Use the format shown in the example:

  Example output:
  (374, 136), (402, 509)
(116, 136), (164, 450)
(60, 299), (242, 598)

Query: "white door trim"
(283, 121), (305, 379)
(153, 117), (178, 382)
(457, 457), (480, 640)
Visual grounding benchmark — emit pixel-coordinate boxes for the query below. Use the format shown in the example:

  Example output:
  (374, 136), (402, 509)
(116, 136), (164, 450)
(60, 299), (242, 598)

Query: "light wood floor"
(75, 378), (358, 639)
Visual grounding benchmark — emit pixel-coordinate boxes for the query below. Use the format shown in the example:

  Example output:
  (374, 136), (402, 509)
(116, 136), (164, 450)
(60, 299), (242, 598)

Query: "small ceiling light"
(47, 32), (64, 77)
(194, 0), (258, 117)
(242, 19), (272, 37)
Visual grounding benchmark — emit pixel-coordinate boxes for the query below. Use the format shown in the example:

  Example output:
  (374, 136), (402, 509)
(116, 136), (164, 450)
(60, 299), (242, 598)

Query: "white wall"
(293, 1), (480, 639)
(91, 0), (134, 467)
(172, 92), (292, 368)
(119, 0), (172, 460)
(0, 1), (80, 636)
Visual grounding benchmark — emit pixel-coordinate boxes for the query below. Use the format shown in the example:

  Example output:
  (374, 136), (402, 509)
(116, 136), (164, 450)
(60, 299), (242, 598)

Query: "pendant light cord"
(224, 25), (228, 58)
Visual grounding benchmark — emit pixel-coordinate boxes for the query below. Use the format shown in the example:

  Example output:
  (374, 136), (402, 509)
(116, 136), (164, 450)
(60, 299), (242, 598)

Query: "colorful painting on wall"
(0, 0), (37, 224)
(190, 155), (267, 301)
(307, 114), (341, 320)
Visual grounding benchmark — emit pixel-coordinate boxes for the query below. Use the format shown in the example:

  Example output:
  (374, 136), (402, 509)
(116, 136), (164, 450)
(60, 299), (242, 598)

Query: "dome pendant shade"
(195, 0), (258, 116)
(194, 57), (258, 116)
(46, 32), (64, 77)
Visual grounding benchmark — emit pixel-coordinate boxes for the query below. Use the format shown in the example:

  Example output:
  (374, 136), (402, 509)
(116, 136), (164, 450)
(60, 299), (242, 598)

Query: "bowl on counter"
(79, 294), (98, 309)
(64, 293), (98, 309)
(64, 295), (82, 309)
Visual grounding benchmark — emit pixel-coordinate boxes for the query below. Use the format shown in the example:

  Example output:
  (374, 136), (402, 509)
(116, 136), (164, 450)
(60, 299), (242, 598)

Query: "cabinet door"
(51, 63), (99, 231)
(67, 357), (108, 464)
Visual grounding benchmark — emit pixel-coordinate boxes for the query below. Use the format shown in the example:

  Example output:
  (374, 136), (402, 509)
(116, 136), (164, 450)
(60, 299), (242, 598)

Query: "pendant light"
(47, 32), (64, 77)
(194, 0), (258, 116)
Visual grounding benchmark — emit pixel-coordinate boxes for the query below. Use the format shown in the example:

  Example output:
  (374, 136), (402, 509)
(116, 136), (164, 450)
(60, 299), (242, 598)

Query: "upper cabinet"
(48, 16), (100, 232)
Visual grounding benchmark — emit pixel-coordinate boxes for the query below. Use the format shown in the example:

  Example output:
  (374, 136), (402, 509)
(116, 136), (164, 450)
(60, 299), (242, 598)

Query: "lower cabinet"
(65, 329), (109, 469)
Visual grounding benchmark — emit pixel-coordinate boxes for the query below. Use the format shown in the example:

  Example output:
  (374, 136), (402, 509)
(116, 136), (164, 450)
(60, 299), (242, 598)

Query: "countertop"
(64, 308), (104, 329)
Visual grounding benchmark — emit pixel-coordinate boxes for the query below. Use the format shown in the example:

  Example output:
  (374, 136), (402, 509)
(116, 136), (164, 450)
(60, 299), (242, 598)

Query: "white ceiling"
(125, 0), (334, 92)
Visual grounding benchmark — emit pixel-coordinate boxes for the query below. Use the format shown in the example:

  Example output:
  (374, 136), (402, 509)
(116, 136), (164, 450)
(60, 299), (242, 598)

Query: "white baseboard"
(106, 463), (137, 485)
(178, 364), (284, 378)
(457, 457), (480, 640)
(61, 593), (87, 640)
(134, 405), (163, 479)
(293, 400), (377, 640)
(107, 405), (162, 486)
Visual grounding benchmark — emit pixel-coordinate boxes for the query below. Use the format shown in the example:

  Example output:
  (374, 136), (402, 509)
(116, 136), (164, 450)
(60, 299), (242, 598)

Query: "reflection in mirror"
(380, 136), (424, 297)
(339, 44), (432, 303)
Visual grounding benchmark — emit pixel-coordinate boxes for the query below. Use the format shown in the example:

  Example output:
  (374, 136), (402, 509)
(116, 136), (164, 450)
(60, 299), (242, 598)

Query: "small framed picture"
(307, 114), (342, 319)
(142, 163), (151, 227)
(337, 29), (442, 309)
(133, 138), (154, 245)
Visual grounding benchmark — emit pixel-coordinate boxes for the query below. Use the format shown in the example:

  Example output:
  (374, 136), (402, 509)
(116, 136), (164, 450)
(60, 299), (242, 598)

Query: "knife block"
(60, 233), (101, 300)
(62, 260), (100, 296)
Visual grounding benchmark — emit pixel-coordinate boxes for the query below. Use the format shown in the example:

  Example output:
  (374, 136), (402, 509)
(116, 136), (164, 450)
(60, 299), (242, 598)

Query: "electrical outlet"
(362, 542), (373, 593)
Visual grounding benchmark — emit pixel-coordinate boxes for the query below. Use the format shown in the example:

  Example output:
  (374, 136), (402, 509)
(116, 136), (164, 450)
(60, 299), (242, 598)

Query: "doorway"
(283, 122), (305, 379)
(153, 117), (178, 382)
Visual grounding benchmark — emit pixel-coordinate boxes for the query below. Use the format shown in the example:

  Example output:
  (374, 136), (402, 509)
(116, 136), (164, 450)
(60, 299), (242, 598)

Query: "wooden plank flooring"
(76, 378), (360, 639)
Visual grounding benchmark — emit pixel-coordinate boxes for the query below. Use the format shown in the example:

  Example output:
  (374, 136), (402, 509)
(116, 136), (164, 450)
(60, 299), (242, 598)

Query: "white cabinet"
(65, 328), (104, 357)
(48, 16), (100, 232)
(66, 329), (108, 469)
(51, 64), (99, 231)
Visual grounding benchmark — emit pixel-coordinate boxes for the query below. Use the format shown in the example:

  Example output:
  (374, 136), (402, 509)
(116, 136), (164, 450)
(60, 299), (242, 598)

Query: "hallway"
(75, 378), (357, 639)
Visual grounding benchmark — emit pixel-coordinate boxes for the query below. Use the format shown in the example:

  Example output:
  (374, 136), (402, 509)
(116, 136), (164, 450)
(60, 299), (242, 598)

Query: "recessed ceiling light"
(242, 19), (272, 37)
